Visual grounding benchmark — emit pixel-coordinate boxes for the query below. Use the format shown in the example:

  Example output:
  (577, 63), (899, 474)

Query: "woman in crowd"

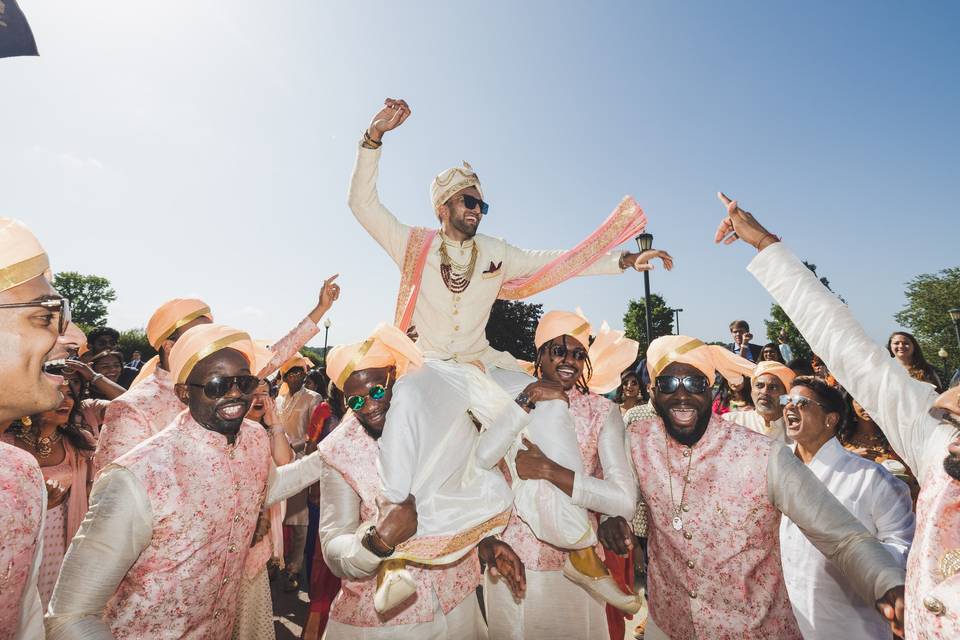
(233, 379), (294, 640)
(72, 349), (127, 438)
(711, 374), (753, 415)
(760, 342), (786, 363)
(887, 331), (943, 391)
(1, 381), (95, 608)
(615, 368), (642, 417)
(839, 395), (920, 504)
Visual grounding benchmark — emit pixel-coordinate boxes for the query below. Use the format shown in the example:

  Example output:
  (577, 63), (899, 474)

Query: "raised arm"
(256, 275), (340, 378)
(347, 99), (414, 267)
(715, 193), (957, 483)
(502, 241), (673, 281)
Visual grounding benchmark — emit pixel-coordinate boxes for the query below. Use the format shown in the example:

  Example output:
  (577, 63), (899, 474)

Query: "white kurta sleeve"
(748, 242), (958, 484)
(571, 405), (638, 520)
(869, 469), (915, 566)
(45, 467), (153, 640)
(16, 474), (46, 640)
(347, 145), (411, 267)
(317, 464), (382, 579)
(767, 442), (905, 604)
(502, 240), (624, 280)
(264, 451), (325, 506)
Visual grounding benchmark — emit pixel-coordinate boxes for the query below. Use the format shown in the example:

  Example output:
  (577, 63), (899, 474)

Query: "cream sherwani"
(723, 409), (790, 443)
(348, 145), (625, 370)
(45, 413), (330, 640)
(749, 242), (959, 639)
(780, 438), (914, 639)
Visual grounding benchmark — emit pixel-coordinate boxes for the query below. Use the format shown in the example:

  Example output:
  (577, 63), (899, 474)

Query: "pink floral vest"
(0, 443), (44, 640)
(317, 414), (481, 627)
(104, 413), (271, 639)
(628, 415), (802, 640)
(906, 465), (960, 638)
(500, 390), (609, 571)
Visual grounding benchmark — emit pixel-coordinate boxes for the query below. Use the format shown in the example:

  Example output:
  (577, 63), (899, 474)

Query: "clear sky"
(3, 1), (958, 352)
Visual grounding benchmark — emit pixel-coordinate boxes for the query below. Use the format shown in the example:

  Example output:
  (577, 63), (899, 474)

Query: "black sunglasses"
(0, 297), (71, 335)
(461, 194), (490, 216)
(187, 375), (260, 399)
(548, 343), (588, 362)
(654, 375), (710, 395)
(346, 371), (393, 411)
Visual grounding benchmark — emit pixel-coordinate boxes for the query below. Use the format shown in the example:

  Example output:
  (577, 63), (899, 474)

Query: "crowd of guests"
(1, 101), (957, 640)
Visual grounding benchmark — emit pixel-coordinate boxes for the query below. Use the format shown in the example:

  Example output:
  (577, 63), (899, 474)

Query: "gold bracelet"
(361, 130), (382, 150)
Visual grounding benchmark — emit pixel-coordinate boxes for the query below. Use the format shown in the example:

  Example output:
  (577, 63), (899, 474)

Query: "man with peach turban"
(46, 324), (335, 640)
(0, 217), (69, 640)
(487, 310), (641, 639)
(316, 324), (527, 638)
(93, 275), (340, 475)
(723, 360), (797, 443)
(599, 334), (907, 640)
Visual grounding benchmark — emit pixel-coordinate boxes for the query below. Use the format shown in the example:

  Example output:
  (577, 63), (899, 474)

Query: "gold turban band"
(168, 323), (255, 386)
(752, 360), (796, 390)
(0, 217), (51, 294)
(327, 323), (423, 391)
(430, 162), (483, 211)
(647, 335), (754, 386)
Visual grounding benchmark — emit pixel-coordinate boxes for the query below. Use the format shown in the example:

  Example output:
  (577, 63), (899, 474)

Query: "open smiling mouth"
(217, 402), (248, 421)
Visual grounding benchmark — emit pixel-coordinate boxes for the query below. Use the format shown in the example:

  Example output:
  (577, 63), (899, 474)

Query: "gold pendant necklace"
(439, 241), (478, 294)
(16, 428), (62, 459)
(664, 427), (695, 531)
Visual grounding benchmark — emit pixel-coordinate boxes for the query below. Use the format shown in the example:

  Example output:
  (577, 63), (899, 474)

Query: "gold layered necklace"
(16, 427), (63, 459)
(438, 239), (478, 294)
(664, 428), (696, 531)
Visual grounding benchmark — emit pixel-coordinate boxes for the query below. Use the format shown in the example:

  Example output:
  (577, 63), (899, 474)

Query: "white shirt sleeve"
(317, 464), (382, 580)
(869, 469), (915, 566)
(15, 472), (46, 640)
(264, 451), (325, 506)
(502, 240), (623, 280)
(45, 466), (153, 640)
(347, 145), (412, 267)
(571, 405), (638, 520)
(766, 442), (905, 604)
(748, 242), (958, 484)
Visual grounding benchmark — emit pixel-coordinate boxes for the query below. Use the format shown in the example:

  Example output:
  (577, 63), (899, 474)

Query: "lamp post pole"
(635, 233), (654, 348)
(671, 308), (684, 335)
(939, 348), (950, 382)
(950, 309), (960, 350)
(322, 318), (332, 366)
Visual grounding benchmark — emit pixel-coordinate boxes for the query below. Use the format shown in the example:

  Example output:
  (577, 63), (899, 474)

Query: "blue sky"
(3, 1), (958, 352)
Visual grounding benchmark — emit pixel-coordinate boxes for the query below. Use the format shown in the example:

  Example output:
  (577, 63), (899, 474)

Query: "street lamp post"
(322, 318), (332, 365)
(670, 308), (684, 335)
(635, 233), (654, 347)
(938, 347), (950, 381)
(950, 309), (960, 350)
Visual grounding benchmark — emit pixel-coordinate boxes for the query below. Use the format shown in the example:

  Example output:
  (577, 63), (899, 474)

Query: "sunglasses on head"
(548, 343), (588, 362)
(187, 375), (260, 399)
(460, 194), (489, 216)
(779, 394), (826, 410)
(654, 375), (710, 394)
(346, 371), (393, 412)
(0, 297), (72, 335)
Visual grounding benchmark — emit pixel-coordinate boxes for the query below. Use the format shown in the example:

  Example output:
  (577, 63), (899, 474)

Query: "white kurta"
(723, 409), (790, 443)
(780, 438), (914, 639)
(348, 145), (624, 369)
(44, 449), (327, 639)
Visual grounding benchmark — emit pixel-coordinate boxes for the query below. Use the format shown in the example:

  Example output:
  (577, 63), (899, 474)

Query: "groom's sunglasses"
(461, 194), (489, 216)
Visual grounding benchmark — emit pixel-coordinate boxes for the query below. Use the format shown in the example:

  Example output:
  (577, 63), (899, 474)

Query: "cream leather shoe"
(373, 564), (417, 614)
(562, 556), (642, 615)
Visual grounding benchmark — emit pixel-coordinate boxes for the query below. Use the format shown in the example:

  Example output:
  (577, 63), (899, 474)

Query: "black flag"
(0, 0), (39, 58)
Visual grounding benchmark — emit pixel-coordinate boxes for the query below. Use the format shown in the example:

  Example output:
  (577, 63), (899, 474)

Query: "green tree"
(763, 261), (842, 363)
(52, 272), (117, 327)
(485, 300), (544, 361)
(300, 346), (327, 367)
(623, 293), (674, 352)
(894, 267), (960, 378)
(117, 328), (156, 360)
